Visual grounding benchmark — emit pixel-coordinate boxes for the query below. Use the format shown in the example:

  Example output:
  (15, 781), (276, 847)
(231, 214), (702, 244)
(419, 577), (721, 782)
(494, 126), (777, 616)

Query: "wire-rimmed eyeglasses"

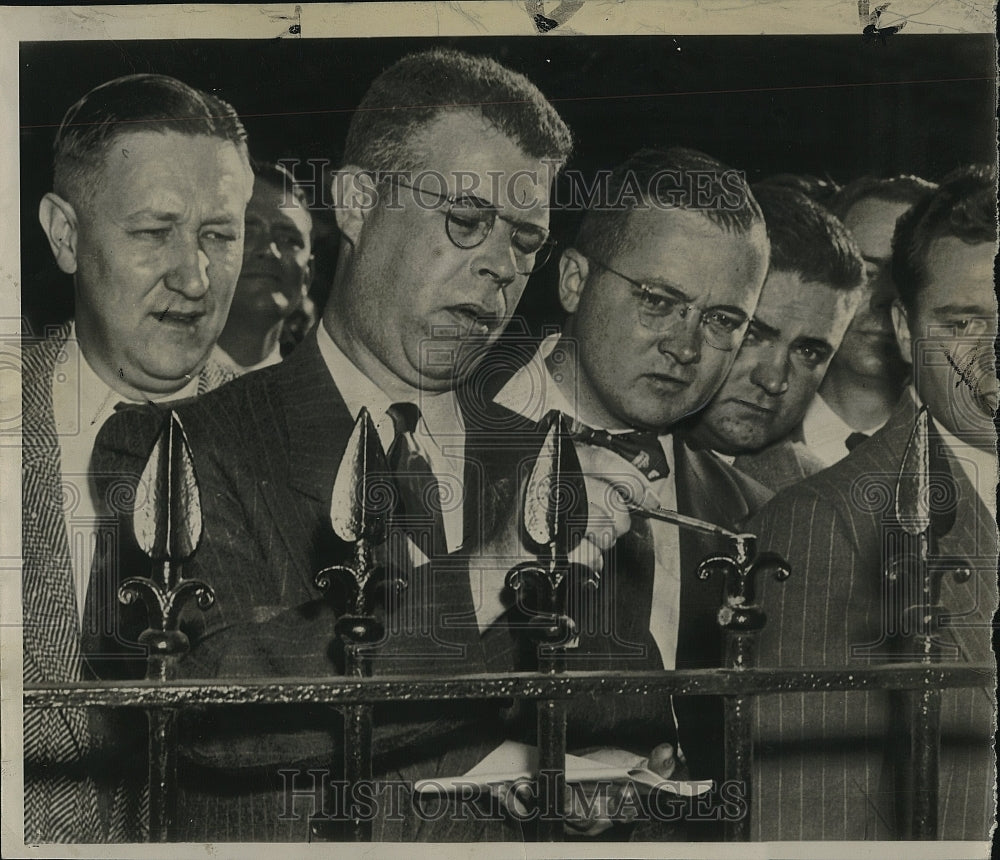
(392, 178), (554, 275)
(587, 257), (750, 352)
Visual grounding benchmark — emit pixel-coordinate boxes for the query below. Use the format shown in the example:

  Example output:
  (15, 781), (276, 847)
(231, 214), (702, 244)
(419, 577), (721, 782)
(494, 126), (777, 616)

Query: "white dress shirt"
(494, 334), (683, 668)
(315, 322), (466, 557)
(53, 323), (199, 626)
(801, 392), (887, 468)
(211, 342), (283, 374)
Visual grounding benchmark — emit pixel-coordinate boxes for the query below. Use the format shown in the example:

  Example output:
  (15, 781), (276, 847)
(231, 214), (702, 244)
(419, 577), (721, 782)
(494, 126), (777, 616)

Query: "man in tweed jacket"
(748, 166), (998, 841)
(21, 73), (252, 843)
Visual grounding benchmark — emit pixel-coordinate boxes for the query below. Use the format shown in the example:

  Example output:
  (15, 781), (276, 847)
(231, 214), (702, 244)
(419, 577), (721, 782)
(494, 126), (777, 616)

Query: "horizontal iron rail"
(24, 663), (990, 709)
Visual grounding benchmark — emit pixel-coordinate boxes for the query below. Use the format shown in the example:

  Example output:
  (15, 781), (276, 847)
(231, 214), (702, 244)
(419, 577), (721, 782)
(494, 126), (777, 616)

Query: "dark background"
(19, 34), (998, 336)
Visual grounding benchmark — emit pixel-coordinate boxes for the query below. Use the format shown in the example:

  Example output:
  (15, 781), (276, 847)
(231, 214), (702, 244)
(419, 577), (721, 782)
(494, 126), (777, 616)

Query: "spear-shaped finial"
(315, 408), (400, 641)
(896, 404), (931, 537)
(891, 405), (972, 653)
(506, 412), (588, 644)
(118, 411), (215, 678)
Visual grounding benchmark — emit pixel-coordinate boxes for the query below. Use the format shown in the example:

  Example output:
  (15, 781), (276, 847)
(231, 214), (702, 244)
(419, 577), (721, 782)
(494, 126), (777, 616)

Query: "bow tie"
(569, 421), (670, 481)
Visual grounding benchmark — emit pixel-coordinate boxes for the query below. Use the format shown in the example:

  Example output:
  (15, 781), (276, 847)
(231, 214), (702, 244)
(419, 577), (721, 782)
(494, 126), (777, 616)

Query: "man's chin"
(128, 359), (208, 398)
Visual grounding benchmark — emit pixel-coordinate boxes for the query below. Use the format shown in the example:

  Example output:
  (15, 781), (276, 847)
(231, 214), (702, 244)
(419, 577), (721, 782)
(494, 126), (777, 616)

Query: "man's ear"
(558, 248), (590, 314)
(891, 298), (914, 366)
(38, 193), (79, 275)
(331, 166), (377, 248)
(302, 256), (314, 291)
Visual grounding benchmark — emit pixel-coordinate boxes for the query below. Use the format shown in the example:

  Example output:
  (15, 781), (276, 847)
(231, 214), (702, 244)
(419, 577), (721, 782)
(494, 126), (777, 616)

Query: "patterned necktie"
(845, 430), (870, 452)
(386, 402), (448, 558)
(570, 421), (670, 481)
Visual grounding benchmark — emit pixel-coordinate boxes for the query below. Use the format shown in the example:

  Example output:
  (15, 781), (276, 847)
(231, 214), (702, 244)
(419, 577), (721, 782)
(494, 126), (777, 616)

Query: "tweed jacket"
(21, 322), (235, 843)
(748, 393), (997, 840)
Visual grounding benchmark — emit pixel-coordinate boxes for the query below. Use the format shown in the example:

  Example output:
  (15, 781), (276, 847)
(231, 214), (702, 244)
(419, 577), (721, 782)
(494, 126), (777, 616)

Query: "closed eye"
(203, 229), (239, 242)
(634, 285), (679, 314)
(132, 227), (171, 239)
(702, 308), (746, 333)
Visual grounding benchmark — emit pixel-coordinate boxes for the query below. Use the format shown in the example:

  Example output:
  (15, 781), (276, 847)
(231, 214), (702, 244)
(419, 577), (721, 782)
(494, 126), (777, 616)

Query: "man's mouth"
(155, 309), (205, 327)
(442, 305), (500, 337)
(730, 398), (777, 415)
(643, 372), (692, 390)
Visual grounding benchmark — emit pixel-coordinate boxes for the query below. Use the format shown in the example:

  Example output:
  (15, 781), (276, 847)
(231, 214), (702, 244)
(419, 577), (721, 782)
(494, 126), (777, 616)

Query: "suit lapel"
(256, 334), (357, 594)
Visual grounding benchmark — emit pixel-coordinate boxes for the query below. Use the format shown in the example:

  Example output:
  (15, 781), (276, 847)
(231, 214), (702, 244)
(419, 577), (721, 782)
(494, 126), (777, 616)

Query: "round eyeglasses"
(392, 178), (554, 275)
(588, 258), (750, 352)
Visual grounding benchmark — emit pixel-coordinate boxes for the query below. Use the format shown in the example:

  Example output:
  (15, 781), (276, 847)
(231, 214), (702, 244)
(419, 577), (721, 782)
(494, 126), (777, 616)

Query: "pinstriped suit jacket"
(21, 322), (236, 843)
(748, 394), (997, 840)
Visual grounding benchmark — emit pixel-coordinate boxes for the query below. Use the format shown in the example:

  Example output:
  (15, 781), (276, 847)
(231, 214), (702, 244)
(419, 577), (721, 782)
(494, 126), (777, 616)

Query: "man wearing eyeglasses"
(95, 48), (572, 842)
(488, 147), (772, 834)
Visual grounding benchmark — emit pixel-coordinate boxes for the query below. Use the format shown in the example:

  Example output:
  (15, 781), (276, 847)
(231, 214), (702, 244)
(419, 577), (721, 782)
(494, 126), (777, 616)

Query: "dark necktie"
(845, 430), (870, 452)
(570, 421), (670, 481)
(386, 402), (448, 558)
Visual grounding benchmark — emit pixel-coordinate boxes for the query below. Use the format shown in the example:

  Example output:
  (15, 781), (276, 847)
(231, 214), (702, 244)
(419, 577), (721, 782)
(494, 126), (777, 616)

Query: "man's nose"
(657, 312), (702, 365)
(749, 350), (790, 396)
(165, 238), (211, 299)
(471, 226), (517, 290)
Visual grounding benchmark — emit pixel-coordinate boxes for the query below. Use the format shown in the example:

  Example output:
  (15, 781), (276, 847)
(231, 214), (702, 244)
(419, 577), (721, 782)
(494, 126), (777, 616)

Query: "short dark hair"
(752, 184), (864, 292)
(573, 147), (765, 263)
(251, 159), (312, 211)
(828, 174), (937, 223)
(343, 48), (573, 174)
(53, 73), (250, 206)
(891, 164), (998, 311)
(757, 173), (841, 205)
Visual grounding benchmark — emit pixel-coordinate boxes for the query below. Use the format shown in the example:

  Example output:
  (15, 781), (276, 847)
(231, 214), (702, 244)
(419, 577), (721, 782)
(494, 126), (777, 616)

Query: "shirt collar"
(801, 392), (854, 450)
(494, 333), (578, 423)
(315, 320), (461, 450)
(494, 333), (675, 460)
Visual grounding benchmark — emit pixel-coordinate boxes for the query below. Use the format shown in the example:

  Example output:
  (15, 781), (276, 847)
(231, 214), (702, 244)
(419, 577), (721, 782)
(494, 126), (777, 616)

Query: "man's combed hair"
(343, 48), (573, 174)
(252, 159), (312, 211)
(53, 73), (249, 206)
(891, 164), (998, 310)
(828, 174), (937, 222)
(757, 172), (841, 205)
(573, 147), (765, 263)
(752, 185), (864, 291)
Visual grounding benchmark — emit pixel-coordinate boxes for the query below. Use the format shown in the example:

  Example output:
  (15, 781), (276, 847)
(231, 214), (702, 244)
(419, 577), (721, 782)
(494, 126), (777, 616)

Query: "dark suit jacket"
(732, 439), (826, 493)
(463, 381), (773, 788)
(95, 332), (527, 842)
(96, 331), (773, 840)
(748, 394), (997, 840)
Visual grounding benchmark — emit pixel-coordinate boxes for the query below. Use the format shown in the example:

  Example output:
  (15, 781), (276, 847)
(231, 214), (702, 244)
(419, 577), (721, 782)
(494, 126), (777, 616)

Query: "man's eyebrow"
(640, 279), (693, 302)
(933, 303), (992, 315)
(862, 253), (888, 265)
(748, 317), (780, 339)
(124, 210), (180, 222)
(793, 336), (834, 354)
